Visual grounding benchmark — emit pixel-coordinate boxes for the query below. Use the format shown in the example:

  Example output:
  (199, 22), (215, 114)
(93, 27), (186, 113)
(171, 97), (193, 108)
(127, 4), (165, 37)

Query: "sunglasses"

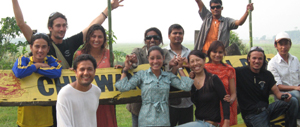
(49, 12), (58, 19)
(210, 5), (222, 9)
(145, 35), (160, 40)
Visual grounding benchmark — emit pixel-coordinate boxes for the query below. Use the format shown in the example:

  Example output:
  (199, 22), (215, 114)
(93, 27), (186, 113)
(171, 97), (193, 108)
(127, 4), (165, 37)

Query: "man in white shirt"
(267, 32), (300, 125)
(164, 24), (193, 126)
(56, 54), (101, 127)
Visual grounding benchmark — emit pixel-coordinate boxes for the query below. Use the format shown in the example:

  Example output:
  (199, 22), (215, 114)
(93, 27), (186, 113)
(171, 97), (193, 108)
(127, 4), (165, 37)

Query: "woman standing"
(116, 27), (175, 127)
(73, 24), (117, 127)
(178, 50), (230, 127)
(205, 41), (237, 126)
(115, 46), (193, 127)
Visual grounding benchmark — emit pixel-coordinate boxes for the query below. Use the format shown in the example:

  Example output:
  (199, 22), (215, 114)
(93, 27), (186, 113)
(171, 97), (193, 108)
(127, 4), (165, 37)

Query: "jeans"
(244, 97), (298, 127)
(176, 120), (219, 127)
(289, 90), (300, 118)
(131, 113), (138, 127)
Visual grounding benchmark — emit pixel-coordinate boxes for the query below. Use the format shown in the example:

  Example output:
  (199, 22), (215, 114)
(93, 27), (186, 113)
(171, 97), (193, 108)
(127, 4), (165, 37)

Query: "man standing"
(236, 47), (298, 127)
(267, 32), (300, 126)
(194, 0), (253, 54)
(56, 54), (101, 127)
(12, 33), (62, 127)
(12, 0), (123, 68)
(164, 24), (193, 126)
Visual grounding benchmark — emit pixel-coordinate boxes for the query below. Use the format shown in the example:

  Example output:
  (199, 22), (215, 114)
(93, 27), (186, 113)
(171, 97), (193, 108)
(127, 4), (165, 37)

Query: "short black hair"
(73, 54), (97, 70)
(188, 50), (206, 63)
(210, 0), (222, 6)
(168, 24), (184, 35)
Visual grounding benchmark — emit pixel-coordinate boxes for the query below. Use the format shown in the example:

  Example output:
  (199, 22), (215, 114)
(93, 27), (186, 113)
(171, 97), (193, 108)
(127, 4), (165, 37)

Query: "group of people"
(9, 0), (300, 127)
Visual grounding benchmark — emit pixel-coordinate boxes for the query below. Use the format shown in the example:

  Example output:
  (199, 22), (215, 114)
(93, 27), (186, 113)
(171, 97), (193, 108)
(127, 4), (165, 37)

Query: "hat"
(275, 32), (291, 43)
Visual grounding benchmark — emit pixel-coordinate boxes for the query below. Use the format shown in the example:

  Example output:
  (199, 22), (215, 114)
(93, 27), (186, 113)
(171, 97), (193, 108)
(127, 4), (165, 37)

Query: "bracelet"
(102, 12), (107, 18)
(178, 67), (183, 70)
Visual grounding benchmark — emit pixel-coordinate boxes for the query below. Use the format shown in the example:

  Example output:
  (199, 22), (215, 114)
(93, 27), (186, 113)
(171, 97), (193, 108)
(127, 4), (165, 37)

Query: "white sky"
(1, 0), (299, 43)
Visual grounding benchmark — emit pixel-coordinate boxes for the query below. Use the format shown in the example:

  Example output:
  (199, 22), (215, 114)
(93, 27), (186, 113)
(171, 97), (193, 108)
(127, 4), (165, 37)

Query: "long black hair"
(29, 33), (51, 56)
(81, 24), (107, 54)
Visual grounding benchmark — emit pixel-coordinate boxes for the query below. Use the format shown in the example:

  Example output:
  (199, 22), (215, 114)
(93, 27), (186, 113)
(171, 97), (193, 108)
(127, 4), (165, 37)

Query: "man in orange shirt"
(194, 0), (254, 54)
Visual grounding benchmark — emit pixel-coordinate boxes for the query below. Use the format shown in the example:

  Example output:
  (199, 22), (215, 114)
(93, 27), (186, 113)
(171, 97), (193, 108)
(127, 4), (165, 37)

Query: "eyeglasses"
(49, 12), (58, 19)
(145, 35), (160, 40)
(210, 5), (222, 10)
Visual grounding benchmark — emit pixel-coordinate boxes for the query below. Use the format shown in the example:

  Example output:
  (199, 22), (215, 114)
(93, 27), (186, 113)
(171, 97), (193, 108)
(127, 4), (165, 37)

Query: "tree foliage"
(229, 31), (248, 55)
(0, 17), (28, 69)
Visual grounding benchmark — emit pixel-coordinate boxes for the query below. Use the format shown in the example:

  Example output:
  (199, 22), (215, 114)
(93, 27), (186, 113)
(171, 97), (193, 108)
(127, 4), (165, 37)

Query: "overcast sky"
(1, 0), (299, 44)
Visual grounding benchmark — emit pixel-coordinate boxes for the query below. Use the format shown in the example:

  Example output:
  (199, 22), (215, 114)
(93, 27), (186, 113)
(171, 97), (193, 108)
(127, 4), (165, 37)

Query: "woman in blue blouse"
(115, 46), (194, 127)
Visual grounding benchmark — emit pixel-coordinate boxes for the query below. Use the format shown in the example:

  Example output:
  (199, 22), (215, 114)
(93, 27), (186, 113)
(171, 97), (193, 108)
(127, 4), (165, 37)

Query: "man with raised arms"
(194, 0), (253, 54)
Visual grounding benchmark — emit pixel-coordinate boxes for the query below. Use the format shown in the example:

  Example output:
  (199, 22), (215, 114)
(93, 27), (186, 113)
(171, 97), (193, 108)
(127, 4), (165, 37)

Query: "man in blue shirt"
(12, 33), (62, 127)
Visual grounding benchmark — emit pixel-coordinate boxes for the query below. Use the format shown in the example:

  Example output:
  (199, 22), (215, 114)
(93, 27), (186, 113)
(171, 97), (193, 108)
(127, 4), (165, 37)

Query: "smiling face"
(148, 50), (164, 71)
(189, 55), (205, 74)
(248, 51), (264, 73)
(275, 39), (291, 56)
(209, 46), (224, 64)
(75, 60), (96, 87)
(169, 28), (184, 45)
(145, 31), (161, 49)
(48, 17), (67, 40)
(89, 30), (105, 49)
(30, 39), (50, 63)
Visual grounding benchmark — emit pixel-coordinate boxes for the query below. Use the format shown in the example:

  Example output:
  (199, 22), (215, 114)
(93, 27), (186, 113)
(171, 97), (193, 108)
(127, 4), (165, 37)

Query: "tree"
(0, 17), (27, 69)
(229, 31), (248, 55)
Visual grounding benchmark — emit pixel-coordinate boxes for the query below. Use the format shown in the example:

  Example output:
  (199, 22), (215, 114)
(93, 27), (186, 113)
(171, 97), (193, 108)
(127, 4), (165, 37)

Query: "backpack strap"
(52, 42), (70, 69)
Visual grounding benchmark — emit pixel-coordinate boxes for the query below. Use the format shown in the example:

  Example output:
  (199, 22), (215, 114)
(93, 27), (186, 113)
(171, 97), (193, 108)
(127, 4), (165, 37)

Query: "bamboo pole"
(248, 0), (253, 48)
(108, 0), (114, 67)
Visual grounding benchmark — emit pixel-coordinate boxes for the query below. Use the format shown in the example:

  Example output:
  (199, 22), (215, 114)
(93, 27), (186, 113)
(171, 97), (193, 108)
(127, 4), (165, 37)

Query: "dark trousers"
(244, 97), (298, 127)
(169, 105), (193, 127)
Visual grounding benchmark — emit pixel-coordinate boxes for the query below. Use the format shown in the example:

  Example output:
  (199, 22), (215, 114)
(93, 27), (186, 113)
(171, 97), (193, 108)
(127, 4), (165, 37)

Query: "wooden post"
(108, 0), (114, 67)
(248, 0), (253, 48)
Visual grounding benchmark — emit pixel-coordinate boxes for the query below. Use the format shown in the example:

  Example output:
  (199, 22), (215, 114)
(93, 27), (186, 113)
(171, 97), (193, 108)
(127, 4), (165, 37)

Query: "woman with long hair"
(115, 46), (193, 127)
(205, 40), (237, 126)
(115, 27), (175, 127)
(178, 50), (230, 127)
(73, 24), (117, 127)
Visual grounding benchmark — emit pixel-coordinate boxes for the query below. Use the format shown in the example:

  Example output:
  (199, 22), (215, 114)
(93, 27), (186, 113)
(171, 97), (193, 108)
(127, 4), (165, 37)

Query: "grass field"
(0, 42), (297, 127)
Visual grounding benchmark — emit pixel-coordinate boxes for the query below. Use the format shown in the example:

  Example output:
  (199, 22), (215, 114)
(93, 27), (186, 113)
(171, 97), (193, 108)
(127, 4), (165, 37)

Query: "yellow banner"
(0, 54), (275, 106)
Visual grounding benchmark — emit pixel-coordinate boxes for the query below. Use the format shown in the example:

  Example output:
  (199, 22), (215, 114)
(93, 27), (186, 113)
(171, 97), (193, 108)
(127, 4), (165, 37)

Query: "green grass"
(0, 106), (18, 127)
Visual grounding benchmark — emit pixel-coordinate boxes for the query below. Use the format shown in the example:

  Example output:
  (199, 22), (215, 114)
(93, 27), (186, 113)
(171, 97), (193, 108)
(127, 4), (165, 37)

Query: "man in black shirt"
(236, 47), (298, 127)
